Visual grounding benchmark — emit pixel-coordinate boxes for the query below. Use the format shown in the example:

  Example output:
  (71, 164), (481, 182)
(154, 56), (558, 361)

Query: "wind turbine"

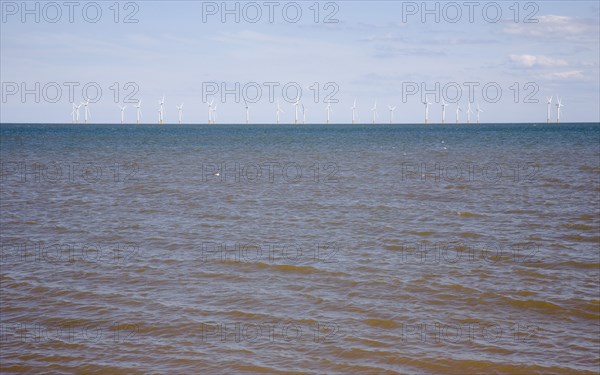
(423, 99), (431, 124)
(466, 102), (474, 124)
(71, 103), (76, 123)
(371, 101), (378, 124)
(456, 103), (462, 124)
(75, 103), (81, 123)
(176, 103), (184, 124)
(135, 100), (142, 124)
(301, 104), (306, 124)
(546, 96), (553, 123)
(244, 99), (249, 124)
(388, 105), (397, 124)
(119, 105), (126, 124)
(556, 97), (564, 123)
(276, 100), (284, 124)
(476, 103), (483, 124)
(212, 104), (218, 124)
(441, 100), (449, 124)
(293, 96), (300, 124)
(207, 98), (214, 124)
(158, 95), (165, 124)
(326, 102), (332, 124)
(82, 100), (90, 124)
(351, 99), (357, 124)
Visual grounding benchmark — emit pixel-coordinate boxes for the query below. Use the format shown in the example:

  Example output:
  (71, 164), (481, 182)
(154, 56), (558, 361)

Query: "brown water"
(1, 123), (599, 374)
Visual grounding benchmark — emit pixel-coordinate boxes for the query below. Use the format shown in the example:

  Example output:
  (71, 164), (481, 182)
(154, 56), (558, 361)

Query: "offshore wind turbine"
(476, 103), (483, 124)
(302, 104), (306, 124)
(158, 95), (165, 124)
(207, 98), (214, 124)
(351, 99), (357, 124)
(212, 104), (218, 124)
(441, 99), (449, 124)
(135, 100), (142, 124)
(326, 102), (332, 124)
(119, 105), (126, 124)
(82, 100), (90, 124)
(556, 97), (564, 123)
(244, 99), (249, 124)
(371, 101), (378, 124)
(388, 105), (396, 124)
(546, 96), (553, 123)
(423, 99), (431, 124)
(276, 100), (284, 124)
(71, 103), (76, 123)
(75, 103), (81, 123)
(466, 102), (474, 124)
(293, 96), (300, 124)
(456, 103), (462, 124)
(176, 103), (184, 124)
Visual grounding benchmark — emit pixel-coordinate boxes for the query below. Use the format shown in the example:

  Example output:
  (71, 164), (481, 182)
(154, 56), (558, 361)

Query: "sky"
(1, 0), (599, 124)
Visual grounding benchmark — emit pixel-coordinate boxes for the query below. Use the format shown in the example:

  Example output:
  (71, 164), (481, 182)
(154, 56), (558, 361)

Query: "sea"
(1, 123), (599, 374)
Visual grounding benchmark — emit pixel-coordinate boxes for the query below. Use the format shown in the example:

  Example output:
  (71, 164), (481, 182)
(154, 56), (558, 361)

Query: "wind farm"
(64, 94), (571, 125)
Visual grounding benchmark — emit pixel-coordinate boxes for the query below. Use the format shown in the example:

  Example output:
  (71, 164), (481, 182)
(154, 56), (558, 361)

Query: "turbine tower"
(293, 96), (300, 124)
(159, 95), (165, 124)
(82, 100), (90, 124)
(75, 103), (81, 123)
(546, 96), (553, 123)
(423, 99), (431, 124)
(71, 103), (76, 123)
(371, 101), (378, 124)
(119, 105), (126, 124)
(135, 100), (142, 124)
(351, 99), (357, 124)
(466, 102), (474, 124)
(326, 102), (332, 124)
(476, 103), (483, 124)
(276, 100), (284, 124)
(207, 98), (214, 124)
(456, 104), (462, 124)
(556, 97), (564, 123)
(441, 100), (449, 124)
(212, 104), (218, 124)
(301, 104), (306, 124)
(244, 99), (249, 124)
(176, 103), (184, 124)
(388, 105), (396, 124)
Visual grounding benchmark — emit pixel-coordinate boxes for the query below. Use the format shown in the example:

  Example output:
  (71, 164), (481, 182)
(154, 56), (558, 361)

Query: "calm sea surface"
(1, 123), (599, 374)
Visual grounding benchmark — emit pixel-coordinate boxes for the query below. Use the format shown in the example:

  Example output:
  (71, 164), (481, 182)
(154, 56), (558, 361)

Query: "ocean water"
(1, 123), (599, 374)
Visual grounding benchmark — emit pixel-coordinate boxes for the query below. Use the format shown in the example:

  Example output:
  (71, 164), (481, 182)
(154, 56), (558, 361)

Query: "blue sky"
(1, 0), (599, 123)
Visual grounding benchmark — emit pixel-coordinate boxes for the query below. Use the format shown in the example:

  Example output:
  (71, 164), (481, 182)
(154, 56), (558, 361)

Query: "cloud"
(509, 54), (568, 68)
(543, 70), (586, 80)
(503, 15), (599, 42)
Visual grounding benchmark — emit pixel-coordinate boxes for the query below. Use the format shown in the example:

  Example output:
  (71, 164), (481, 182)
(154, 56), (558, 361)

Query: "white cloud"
(543, 70), (586, 80)
(503, 15), (599, 42)
(509, 54), (568, 68)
